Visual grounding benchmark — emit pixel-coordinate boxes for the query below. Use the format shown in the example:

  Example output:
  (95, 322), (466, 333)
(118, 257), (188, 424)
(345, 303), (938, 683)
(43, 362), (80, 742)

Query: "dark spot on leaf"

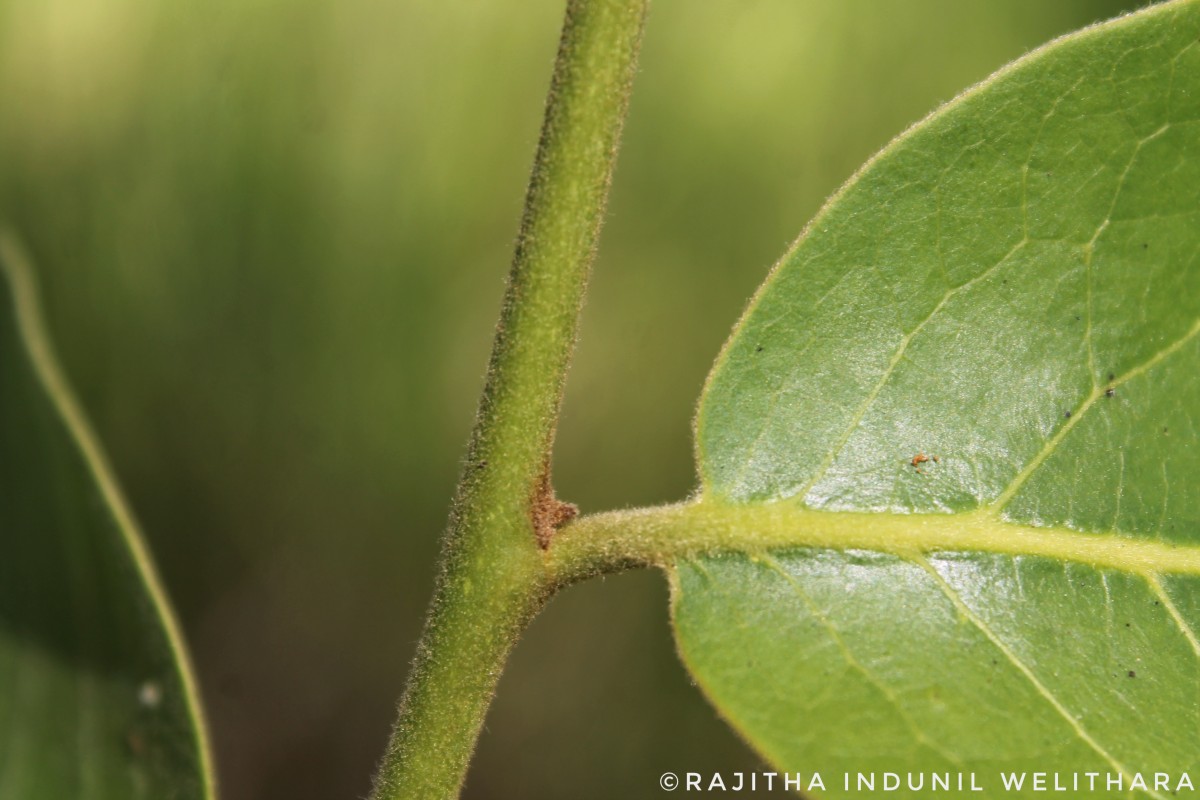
(1125, 622), (1131, 628)
(755, 345), (763, 353)
(1064, 410), (1072, 419)
(1127, 670), (1136, 678)
(1107, 372), (1115, 382)
(1074, 315), (1081, 321)
(1105, 388), (1115, 398)
(1163, 427), (1169, 434)
(1142, 243), (1149, 249)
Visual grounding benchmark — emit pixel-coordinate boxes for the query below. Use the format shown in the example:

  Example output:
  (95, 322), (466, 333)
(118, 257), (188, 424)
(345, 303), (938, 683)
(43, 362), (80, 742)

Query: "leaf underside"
(680, 2), (1200, 797)
(0, 239), (210, 799)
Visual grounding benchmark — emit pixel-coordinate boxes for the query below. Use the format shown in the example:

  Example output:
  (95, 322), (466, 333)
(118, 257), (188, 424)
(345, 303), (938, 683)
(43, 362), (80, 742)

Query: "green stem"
(370, 2), (647, 798)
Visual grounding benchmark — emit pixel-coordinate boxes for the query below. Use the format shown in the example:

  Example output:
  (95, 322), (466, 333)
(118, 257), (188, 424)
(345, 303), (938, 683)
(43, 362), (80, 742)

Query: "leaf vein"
(991, 316), (1200, 512)
(796, 237), (1029, 501)
(760, 554), (966, 768)
(915, 556), (1161, 798)
(1145, 574), (1200, 659)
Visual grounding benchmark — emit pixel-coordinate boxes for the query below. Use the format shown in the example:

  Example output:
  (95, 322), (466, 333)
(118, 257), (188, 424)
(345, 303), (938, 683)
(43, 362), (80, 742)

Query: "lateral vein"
(914, 556), (1159, 798)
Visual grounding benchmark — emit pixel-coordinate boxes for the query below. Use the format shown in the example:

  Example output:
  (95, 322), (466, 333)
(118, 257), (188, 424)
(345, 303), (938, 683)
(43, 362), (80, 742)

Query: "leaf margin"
(0, 229), (217, 799)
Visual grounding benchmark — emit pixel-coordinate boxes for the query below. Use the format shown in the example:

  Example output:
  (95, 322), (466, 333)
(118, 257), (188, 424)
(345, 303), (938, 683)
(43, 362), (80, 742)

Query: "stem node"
(370, 2), (648, 798)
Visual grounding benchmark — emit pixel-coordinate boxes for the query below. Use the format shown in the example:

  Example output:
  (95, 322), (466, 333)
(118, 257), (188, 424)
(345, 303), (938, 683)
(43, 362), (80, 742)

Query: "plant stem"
(370, 2), (647, 798)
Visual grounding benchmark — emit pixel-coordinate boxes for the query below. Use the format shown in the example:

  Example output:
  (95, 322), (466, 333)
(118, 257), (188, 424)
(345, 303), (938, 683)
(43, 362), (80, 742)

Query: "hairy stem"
(369, 1), (648, 798)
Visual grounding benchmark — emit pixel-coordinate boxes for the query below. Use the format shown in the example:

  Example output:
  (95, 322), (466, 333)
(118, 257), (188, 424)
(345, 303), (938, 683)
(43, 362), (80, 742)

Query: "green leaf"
(0, 234), (214, 799)
(680, 1), (1200, 795)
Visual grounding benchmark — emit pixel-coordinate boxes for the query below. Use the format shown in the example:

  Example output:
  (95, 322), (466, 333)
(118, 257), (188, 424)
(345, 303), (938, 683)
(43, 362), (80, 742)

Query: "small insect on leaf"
(910, 453), (929, 474)
(909, 453), (940, 474)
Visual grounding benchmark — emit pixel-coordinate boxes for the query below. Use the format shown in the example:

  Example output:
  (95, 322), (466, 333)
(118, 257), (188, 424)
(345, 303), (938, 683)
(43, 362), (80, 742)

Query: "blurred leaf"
(0, 234), (212, 799)
(679, 1), (1200, 793)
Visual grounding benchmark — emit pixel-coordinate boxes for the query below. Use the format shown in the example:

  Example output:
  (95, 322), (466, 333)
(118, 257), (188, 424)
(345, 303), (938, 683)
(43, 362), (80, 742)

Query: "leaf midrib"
(551, 501), (1200, 584)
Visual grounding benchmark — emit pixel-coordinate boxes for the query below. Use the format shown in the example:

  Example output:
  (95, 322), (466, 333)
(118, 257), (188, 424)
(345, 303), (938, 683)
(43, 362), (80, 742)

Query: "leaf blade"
(674, 551), (1200, 786)
(0, 233), (214, 799)
(679, 1), (1200, 794)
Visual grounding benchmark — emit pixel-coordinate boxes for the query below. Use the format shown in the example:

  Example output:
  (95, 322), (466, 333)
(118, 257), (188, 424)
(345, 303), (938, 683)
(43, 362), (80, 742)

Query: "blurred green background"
(0, 1), (1144, 797)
